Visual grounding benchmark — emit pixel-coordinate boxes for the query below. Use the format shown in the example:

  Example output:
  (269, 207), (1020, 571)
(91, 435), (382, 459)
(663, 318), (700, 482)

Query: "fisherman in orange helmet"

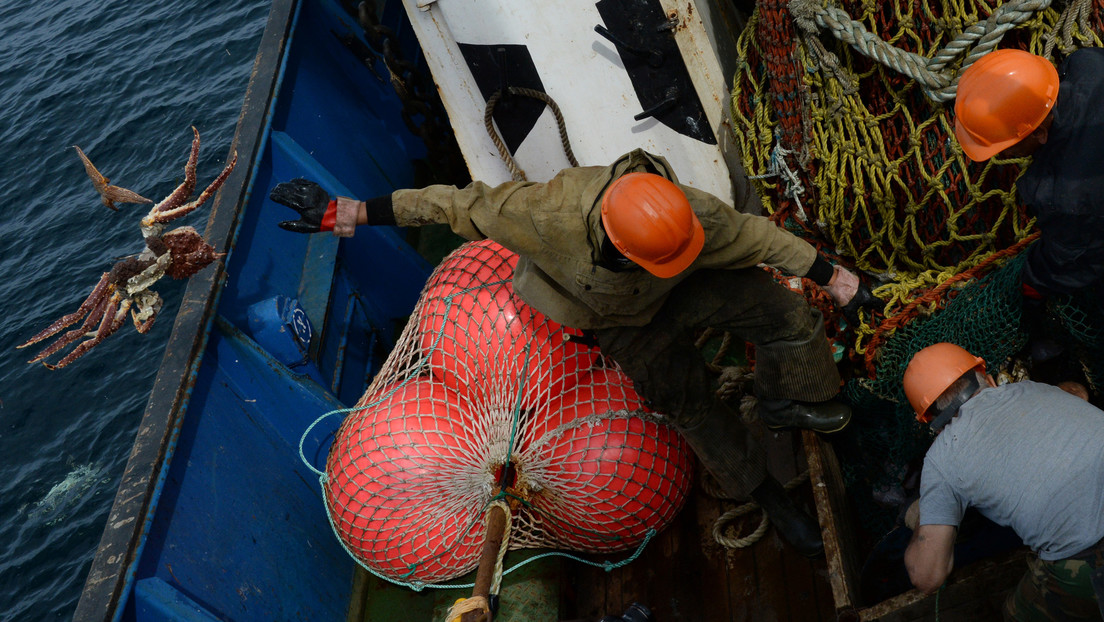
(954, 48), (1104, 363)
(900, 342), (1104, 619)
(270, 149), (880, 557)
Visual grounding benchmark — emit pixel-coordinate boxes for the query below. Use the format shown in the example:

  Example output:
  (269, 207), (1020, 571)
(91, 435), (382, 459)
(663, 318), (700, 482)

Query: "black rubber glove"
(270, 178), (331, 233)
(841, 281), (880, 326)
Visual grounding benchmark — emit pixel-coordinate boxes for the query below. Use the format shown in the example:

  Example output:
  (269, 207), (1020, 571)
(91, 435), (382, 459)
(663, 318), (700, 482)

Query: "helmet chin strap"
(929, 372), (983, 432)
(598, 232), (640, 272)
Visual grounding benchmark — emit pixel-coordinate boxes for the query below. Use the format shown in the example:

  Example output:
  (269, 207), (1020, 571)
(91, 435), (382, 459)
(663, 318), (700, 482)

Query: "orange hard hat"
(954, 49), (1059, 161)
(600, 172), (705, 278)
(903, 343), (986, 425)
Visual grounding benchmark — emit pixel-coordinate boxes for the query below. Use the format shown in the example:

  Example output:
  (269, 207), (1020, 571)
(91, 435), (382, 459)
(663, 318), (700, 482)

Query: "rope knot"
(787, 0), (822, 34)
(446, 596), (490, 622)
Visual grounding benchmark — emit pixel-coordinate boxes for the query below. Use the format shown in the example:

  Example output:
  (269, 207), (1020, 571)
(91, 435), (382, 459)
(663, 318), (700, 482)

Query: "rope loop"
(484, 87), (580, 182)
(711, 471), (811, 549)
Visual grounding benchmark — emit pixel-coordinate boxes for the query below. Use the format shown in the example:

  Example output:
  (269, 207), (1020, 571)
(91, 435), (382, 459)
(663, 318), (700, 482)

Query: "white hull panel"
(403, 0), (738, 205)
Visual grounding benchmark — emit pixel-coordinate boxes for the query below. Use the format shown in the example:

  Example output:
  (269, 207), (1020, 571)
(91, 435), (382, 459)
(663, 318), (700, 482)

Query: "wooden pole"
(460, 503), (509, 622)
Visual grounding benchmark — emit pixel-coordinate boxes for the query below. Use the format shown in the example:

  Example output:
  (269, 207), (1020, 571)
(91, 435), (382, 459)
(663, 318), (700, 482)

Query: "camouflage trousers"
(1004, 545), (1104, 621)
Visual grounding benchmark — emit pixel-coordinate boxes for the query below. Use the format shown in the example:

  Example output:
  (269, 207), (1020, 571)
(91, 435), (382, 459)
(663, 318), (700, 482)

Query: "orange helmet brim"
(634, 214), (705, 278)
(955, 117), (1024, 162)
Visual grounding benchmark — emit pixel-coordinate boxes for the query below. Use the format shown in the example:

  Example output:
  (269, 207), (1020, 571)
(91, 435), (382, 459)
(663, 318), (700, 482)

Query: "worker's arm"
(903, 523), (956, 594)
(268, 177), (554, 257)
(270, 177), (537, 239)
(685, 182), (818, 274)
(389, 181), (544, 246)
(683, 184), (879, 316)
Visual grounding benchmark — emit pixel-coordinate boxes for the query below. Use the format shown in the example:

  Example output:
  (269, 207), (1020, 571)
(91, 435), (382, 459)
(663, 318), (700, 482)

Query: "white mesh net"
(324, 240), (694, 583)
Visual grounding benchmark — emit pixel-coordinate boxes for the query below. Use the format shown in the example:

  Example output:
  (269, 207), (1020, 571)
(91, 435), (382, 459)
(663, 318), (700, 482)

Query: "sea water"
(0, 0), (269, 618)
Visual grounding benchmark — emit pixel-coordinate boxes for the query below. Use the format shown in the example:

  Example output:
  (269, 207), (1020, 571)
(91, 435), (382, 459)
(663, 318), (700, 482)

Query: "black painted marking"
(595, 0), (716, 144)
(457, 43), (547, 155)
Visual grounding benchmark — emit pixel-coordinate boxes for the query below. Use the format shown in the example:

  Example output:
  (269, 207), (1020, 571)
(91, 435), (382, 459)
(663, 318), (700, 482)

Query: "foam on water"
(24, 463), (110, 527)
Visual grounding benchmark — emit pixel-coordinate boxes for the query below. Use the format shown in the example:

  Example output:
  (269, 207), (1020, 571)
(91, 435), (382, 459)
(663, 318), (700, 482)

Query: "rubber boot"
(676, 402), (770, 506)
(751, 475), (824, 558)
(758, 398), (852, 433)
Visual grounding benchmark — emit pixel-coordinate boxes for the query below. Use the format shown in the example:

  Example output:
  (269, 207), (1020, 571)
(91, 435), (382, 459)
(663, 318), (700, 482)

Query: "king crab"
(18, 127), (237, 369)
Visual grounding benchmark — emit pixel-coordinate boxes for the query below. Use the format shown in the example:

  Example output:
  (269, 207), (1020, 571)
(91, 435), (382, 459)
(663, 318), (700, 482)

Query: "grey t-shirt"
(919, 380), (1104, 561)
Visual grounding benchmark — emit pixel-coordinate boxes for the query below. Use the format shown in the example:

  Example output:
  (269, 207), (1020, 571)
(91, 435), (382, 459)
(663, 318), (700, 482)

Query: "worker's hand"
(825, 266), (881, 325)
(270, 178), (333, 233)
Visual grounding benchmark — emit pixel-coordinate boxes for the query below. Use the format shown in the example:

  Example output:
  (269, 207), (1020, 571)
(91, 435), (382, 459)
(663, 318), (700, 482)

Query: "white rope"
(748, 141), (809, 222)
(787, 0), (1056, 102)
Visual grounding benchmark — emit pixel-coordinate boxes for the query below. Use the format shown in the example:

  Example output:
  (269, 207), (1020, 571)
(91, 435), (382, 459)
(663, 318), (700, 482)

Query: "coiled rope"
(708, 471), (812, 549)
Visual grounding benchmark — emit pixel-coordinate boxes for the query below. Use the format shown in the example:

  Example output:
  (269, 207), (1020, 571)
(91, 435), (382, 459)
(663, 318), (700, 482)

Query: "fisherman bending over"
(954, 48), (1104, 361)
(270, 149), (879, 557)
(901, 343), (1104, 619)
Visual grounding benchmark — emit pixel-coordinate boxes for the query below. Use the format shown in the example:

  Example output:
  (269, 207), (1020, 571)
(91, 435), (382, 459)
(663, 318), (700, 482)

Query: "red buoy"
(415, 240), (593, 410)
(527, 367), (694, 551)
(325, 377), (484, 582)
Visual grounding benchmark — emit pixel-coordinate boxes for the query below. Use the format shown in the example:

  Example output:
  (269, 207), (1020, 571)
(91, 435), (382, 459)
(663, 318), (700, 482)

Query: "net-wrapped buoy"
(416, 240), (593, 408)
(325, 378), (485, 581)
(325, 241), (693, 582)
(526, 367), (694, 550)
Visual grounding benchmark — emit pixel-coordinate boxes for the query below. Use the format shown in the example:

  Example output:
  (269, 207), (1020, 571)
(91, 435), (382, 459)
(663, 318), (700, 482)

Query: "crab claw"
(74, 146), (153, 211)
(143, 126), (200, 226)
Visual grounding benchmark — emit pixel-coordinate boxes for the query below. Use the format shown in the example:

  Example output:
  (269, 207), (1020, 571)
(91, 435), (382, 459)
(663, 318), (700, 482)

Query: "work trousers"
(594, 268), (840, 498)
(1004, 538), (1104, 621)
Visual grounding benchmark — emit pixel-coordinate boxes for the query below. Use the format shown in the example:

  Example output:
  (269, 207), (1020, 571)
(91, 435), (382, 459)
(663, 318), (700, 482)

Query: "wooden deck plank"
(754, 427), (804, 622)
(679, 483), (736, 621)
(776, 433), (833, 621)
(558, 416), (835, 622)
(727, 541), (760, 622)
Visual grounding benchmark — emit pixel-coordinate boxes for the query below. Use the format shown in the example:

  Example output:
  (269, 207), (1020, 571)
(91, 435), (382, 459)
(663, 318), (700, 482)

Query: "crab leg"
(45, 297), (130, 370)
(141, 126), (200, 228)
(131, 290), (162, 334)
(17, 272), (113, 349)
(144, 151), (237, 226)
(26, 291), (113, 364)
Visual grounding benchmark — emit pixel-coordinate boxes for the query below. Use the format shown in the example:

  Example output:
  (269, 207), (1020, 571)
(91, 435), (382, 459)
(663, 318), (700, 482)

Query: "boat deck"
(561, 426), (834, 622)
(352, 424), (834, 622)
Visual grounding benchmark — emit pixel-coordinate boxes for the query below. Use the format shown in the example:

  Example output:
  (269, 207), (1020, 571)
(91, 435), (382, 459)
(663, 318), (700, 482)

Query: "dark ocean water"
(0, 0), (270, 618)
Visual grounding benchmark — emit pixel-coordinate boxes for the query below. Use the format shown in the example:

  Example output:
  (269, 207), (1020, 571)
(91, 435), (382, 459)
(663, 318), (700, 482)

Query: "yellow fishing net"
(731, 0), (1103, 364)
(730, 0), (1104, 532)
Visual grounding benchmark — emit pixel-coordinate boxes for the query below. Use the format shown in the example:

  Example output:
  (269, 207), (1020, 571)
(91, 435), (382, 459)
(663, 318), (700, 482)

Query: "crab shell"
(162, 226), (219, 280)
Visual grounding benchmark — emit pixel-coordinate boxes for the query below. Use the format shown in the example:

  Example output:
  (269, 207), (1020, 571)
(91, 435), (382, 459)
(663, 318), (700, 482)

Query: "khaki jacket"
(391, 150), (817, 329)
